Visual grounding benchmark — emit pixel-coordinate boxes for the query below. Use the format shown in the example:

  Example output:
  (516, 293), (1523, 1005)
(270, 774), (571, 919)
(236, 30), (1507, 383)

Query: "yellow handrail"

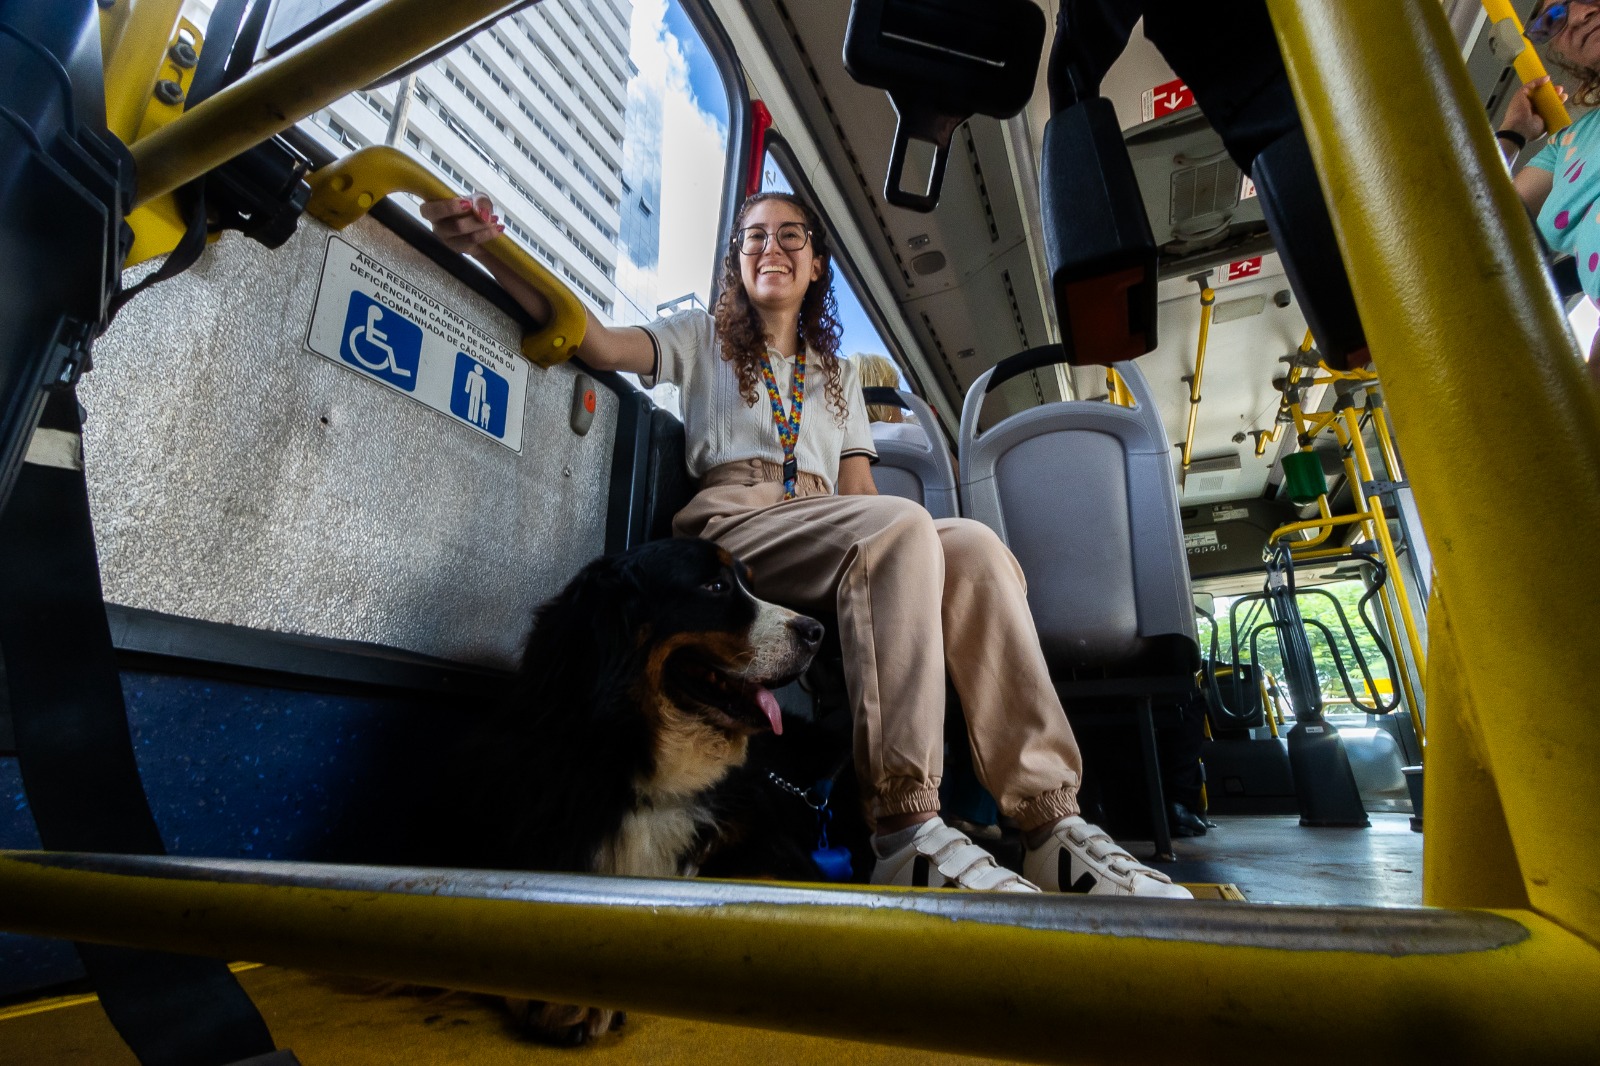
(1181, 286), (1216, 468)
(306, 147), (586, 367)
(129, 0), (522, 206)
(3, 850), (1598, 1063)
(1481, 0), (1573, 135)
(1268, 0), (1600, 934)
(1338, 405), (1427, 738)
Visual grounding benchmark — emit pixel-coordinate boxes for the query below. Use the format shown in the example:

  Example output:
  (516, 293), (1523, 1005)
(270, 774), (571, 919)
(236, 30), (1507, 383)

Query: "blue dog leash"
(764, 770), (853, 881)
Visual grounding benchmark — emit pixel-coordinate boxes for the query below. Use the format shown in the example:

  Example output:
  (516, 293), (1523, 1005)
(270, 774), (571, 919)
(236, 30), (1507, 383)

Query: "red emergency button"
(583, 389), (596, 414)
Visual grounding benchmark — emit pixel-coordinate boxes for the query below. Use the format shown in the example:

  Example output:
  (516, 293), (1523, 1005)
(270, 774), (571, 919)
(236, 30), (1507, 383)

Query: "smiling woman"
(1508, 0), (1600, 385)
(423, 184), (1192, 900)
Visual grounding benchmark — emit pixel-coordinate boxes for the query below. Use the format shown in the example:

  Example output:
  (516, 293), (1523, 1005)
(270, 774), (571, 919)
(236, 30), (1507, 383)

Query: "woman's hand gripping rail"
(305, 146), (590, 369)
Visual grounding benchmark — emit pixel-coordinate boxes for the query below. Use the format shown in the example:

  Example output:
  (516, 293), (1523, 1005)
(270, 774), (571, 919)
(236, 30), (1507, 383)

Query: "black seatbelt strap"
(0, 389), (287, 1065)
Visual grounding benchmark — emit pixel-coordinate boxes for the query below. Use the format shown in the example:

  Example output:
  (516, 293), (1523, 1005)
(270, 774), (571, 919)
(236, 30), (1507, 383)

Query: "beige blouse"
(640, 309), (877, 493)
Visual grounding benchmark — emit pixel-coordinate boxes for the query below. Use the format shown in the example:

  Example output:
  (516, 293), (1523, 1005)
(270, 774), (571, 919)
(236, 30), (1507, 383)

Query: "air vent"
(1183, 451), (1244, 499)
(912, 250), (947, 274)
(1170, 157), (1242, 229)
(1212, 294), (1267, 323)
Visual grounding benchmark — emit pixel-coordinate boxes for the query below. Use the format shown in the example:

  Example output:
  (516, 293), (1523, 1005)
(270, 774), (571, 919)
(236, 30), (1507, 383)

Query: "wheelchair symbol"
(340, 293), (422, 391)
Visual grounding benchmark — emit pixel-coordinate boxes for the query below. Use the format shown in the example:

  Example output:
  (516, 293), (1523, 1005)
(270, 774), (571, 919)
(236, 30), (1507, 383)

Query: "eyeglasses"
(1526, 0), (1598, 45)
(736, 222), (812, 255)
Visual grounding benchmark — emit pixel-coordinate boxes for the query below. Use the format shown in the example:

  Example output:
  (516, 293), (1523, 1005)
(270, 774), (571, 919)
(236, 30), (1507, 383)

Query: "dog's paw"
(504, 998), (625, 1046)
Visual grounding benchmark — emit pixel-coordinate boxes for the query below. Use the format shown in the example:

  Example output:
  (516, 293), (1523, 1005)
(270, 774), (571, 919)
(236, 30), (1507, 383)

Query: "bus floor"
(0, 814), (1420, 1065)
(1150, 812), (1423, 908)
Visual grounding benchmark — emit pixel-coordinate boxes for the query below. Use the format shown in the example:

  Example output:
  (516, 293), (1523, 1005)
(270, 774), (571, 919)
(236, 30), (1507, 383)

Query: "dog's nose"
(789, 615), (825, 649)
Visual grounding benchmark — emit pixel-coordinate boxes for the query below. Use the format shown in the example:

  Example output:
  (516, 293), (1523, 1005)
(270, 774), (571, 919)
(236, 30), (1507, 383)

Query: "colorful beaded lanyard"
(758, 347), (806, 498)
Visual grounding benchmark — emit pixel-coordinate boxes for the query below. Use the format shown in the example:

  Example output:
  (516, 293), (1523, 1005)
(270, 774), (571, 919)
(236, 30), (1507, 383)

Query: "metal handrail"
(128, 0), (523, 206)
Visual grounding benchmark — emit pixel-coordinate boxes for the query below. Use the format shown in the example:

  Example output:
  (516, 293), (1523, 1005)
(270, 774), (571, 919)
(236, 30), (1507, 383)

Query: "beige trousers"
(674, 459), (1082, 830)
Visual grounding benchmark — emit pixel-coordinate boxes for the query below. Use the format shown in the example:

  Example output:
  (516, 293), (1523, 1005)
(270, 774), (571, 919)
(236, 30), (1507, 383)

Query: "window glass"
(1204, 578), (1395, 710)
(292, 0), (734, 331)
(761, 149), (905, 388)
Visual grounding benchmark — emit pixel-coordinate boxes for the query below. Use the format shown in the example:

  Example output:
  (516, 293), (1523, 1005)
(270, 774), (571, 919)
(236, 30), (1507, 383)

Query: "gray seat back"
(869, 389), (959, 520)
(959, 349), (1196, 671)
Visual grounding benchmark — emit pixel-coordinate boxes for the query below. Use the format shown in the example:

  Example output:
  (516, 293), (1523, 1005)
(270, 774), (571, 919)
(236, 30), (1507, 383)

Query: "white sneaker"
(871, 817), (1038, 892)
(1022, 816), (1193, 899)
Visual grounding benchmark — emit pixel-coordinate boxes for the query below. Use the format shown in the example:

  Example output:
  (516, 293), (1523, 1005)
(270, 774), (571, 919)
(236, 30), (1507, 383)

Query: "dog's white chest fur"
(593, 801), (712, 878)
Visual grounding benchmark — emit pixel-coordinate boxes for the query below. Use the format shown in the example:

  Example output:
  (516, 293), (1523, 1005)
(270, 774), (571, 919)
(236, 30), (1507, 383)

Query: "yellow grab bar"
(1181, 286), (1216, 469)
(129, 0), (522, 206)
(100, 0), (186, 145)
(306, 147), (585, 368)
(3, 851), (1599, 1065)
(1267, 0), (1600, 935)
(1481, 0), (1573, 135)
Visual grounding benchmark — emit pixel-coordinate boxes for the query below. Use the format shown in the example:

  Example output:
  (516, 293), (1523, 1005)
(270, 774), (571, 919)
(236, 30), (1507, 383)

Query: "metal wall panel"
(81, 217), (617, 670)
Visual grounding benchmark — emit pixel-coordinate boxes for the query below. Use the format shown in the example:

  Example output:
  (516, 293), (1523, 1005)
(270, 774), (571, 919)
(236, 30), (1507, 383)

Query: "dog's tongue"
(756, 688), (783, 735)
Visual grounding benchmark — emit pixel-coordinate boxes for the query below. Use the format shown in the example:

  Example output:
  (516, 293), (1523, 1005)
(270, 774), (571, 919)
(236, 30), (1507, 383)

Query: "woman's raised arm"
(1500, 78), (1563, 217)
(420, 196), (655, 374)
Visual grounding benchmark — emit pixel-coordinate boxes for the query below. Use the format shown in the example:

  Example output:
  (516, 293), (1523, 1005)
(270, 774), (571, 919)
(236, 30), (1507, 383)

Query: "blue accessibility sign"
(449, 352), (510, 439)
(340, 292), (422, 391)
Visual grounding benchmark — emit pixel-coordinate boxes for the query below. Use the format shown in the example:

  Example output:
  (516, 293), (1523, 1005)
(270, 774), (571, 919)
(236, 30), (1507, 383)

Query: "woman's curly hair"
(712, 192), (847, 425)
(1550, 58), (1600, 109)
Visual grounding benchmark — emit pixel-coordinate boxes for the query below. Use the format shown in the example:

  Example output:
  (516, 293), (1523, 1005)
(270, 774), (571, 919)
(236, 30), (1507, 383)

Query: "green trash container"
(1282, 450), (1328, 505)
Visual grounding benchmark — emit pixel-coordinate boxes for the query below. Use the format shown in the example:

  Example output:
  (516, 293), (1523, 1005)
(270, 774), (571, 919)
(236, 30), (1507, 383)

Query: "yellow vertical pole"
(1181, 286), (1216, 468)
(1267, 0), (1600, 943)
(101, 0), (187, 144)
(1422, 589), (1529, 910)
(1341, 406), (1428, 717)
(1326, 413), (1424, 728)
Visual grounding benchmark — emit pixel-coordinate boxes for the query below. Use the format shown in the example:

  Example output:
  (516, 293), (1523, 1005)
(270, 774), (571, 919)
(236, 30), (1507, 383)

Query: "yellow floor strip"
(1184, 883), (1248, 901)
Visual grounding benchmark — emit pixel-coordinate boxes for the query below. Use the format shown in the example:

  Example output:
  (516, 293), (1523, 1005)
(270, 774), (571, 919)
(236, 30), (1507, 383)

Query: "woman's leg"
(933, 518), (1084, 831)
(693, 488), (950, 825)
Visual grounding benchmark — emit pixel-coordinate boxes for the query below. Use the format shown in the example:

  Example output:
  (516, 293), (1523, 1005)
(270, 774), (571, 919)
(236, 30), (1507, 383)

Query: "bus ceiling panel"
(901, 240), (1055, 398)
(82, 214), (616, 673)
(1112, 263), (1310, 502)
(739, 0), (1038, 300)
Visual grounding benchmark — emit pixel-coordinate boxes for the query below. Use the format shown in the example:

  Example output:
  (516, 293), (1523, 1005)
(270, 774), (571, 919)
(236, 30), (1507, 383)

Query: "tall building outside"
(304, 0), (659, 326)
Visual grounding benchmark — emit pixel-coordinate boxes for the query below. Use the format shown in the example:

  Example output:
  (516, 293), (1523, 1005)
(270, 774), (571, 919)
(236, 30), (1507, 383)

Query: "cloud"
(621, 0), (729, 316)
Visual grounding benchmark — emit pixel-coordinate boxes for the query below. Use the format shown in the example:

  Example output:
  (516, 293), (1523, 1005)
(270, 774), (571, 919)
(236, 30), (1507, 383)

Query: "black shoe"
(1170, 802), (1215, 838)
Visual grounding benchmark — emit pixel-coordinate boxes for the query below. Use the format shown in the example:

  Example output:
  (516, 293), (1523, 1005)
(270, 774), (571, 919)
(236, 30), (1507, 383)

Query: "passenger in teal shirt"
(1507, 0), (1600, 388)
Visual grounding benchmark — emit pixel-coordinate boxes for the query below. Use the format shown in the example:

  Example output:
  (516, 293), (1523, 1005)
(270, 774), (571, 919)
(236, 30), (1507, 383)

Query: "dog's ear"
(518, 554), (645, 698)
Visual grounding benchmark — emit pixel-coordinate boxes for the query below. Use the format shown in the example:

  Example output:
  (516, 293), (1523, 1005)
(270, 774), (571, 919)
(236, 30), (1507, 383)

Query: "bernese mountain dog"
(446, 537), (824, 1044)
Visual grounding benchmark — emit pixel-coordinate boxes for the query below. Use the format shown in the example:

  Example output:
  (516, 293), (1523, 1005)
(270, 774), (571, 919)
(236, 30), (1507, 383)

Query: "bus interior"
(1, 0), (1598, 1062)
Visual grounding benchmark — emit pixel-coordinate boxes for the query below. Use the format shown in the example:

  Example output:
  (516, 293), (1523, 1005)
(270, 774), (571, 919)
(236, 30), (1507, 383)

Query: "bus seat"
(862, 387), (958, 520)
(959, 347), (1199, 857)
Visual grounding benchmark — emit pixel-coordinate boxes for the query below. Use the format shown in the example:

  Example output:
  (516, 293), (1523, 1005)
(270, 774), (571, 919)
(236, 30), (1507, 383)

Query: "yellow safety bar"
(306, 147), (586, 367)
(1267, 387), (1427, 742)
(1481, 0), (1573, 135)
(128, 0), (523, 207)
(1180, 285), (1216, 468)
(1, 851), (1597, 1065)
(1268, 0), (1600, 938)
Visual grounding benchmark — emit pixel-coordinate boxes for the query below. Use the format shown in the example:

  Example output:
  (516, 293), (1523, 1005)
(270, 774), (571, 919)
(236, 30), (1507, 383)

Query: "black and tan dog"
(448, 537), (823, 1044)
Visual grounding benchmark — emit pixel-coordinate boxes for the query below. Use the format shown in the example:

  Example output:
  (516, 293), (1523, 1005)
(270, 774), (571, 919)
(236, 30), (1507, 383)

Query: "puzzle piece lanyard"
(758, 347), (807, 499)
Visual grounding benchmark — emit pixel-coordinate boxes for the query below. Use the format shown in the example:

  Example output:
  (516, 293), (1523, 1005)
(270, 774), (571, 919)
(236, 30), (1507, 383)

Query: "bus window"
(1208, 577), (1393, 711)
(296, 0), (736, 356)
(760, 148), (907, 388)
